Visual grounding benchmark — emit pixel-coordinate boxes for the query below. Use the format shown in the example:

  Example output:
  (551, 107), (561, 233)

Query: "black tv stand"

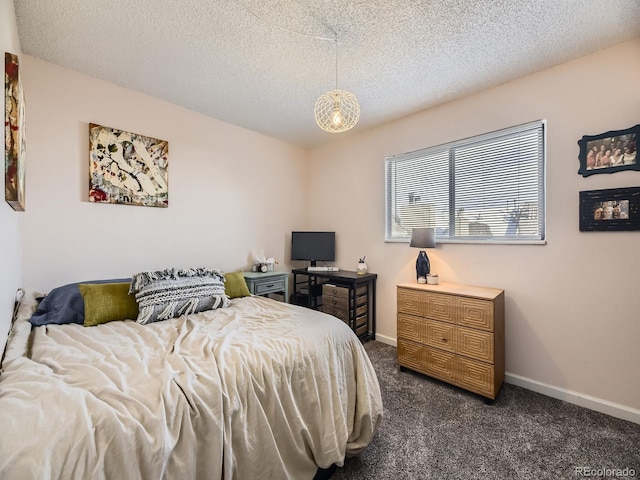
(292, 268), (377, 341)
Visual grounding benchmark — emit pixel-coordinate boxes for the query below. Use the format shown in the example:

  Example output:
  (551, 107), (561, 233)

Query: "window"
(385, 120), (545, 243)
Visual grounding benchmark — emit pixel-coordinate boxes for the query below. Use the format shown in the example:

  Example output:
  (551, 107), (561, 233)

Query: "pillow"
(30, 278), (131, 326)
(129, 267), (230, 325)
(224, 271), (252, 299)
(79, 283), (139, 327)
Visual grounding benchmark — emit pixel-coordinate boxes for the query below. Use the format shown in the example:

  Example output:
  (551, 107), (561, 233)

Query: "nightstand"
(243, 271), (290, 303)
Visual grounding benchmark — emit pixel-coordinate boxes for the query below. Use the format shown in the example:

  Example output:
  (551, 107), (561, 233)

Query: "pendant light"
(314, 36), (360, 133)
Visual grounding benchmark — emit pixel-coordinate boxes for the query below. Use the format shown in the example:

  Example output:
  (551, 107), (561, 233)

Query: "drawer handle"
(266, 284), (274, 288)
(441, 338), (448, 343)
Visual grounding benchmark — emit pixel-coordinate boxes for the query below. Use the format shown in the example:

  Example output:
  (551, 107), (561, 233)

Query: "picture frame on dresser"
(577, 124), (639, 177)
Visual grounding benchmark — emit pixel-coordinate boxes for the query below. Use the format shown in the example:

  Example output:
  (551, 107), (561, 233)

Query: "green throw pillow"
(224, 271), (252, 299)
(79, 282), (139, 327)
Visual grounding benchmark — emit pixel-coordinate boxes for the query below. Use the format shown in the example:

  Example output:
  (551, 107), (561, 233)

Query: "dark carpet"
(332, 341), (640, 480)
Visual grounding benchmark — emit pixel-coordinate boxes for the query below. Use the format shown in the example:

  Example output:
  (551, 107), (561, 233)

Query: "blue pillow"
(30, 278), (131, 326)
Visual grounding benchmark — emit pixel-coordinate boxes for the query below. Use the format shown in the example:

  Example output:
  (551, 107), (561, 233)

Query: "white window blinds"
(385, 120), (545, 243)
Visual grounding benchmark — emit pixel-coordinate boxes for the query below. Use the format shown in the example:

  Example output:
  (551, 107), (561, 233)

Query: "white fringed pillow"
(129, 267), (230, 324)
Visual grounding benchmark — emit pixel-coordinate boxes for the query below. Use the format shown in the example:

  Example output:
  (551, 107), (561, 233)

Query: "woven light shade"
(314, 89), (360, 133)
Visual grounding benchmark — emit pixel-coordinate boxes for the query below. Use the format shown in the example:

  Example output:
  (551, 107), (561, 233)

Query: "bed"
(0, 270), (383, 479)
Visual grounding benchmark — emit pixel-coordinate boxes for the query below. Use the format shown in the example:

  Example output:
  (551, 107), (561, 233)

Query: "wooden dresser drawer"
(398, 288), (456, 324)
(322, 284), (366, 299)
(424, 293), (456, 324)
(324, 295), (368, 309)
(455, 326), (494, 363)
(397, 313), (427, 344)
(456, 297), (494, 331)
(456, 356), (494, 398)
(397, 339), (456, 385)
(397, 287), (425, 316)
(322, 305), (349, 322)
(354, 304), (368, 317)
(355, 322), (368, 337)
(424, 345), (456, 383)
(255, 279), (285, 295)
(323, 299), (366, 314)
(397, 338), (425, 372)
(323, 303), (367, 324)
(424, 319), (455, 353)
(323, 295), (349, 309)
(322, 284), (349, 299)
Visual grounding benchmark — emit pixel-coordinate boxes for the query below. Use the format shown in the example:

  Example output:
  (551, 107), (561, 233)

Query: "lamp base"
(417, 276), (427, 284)
(415, 250), (431, 281)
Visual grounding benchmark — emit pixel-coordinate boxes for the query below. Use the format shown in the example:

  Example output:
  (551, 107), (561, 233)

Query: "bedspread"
(0, 293), (382, 479)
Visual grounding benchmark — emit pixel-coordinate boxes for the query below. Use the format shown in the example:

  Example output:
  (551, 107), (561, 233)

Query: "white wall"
(0, 0), (23, 352)
(308, 38), (640, 415)
(20, 56), (309, 292)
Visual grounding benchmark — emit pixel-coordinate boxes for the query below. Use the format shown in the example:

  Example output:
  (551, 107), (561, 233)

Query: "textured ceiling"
(13, 0), (640, 149)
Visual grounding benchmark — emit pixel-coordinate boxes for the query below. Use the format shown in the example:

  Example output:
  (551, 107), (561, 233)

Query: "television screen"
(291, 231), (335, 265)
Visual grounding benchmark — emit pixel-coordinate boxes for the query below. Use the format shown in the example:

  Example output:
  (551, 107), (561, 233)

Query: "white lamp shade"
(314, 89), (360, 133)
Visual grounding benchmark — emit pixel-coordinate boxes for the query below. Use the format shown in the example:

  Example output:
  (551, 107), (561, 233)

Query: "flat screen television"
(291, 231), (335, 267)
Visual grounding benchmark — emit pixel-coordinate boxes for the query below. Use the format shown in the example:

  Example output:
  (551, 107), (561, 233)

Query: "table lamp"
(410, 227), (436, 284)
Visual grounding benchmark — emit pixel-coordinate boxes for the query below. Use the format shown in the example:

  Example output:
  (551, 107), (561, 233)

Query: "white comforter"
(0, 293), (383, 479)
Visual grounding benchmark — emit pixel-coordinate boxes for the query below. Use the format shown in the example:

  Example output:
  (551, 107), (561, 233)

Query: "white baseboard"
(371, 335), (640, 425)
(505, 373), (640, 425)
(374, 333), (397, 347)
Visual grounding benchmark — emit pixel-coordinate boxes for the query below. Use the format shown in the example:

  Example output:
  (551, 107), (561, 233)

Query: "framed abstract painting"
(4, 52), (26, 211)
(89, 123), (169, 207)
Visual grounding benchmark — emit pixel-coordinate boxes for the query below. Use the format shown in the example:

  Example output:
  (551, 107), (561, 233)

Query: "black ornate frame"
(579, 187), (640, 232)
(577, 124), (639, 177)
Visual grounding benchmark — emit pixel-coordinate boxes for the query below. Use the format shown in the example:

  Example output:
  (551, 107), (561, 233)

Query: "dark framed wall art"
(579, 186), (640, 232)
(577, 124), (639, 177)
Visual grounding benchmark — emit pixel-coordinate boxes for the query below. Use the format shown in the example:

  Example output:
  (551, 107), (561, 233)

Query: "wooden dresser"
(397, 282), (505, 400)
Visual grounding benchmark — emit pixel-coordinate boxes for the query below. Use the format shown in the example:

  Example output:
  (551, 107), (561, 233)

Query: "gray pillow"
(30, 278), (131, 326)
(129, 267), (229, 324)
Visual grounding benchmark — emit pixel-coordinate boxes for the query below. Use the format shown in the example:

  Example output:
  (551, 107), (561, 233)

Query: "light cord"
(244, 2), (336, 42)
(245, 1), (360, 132)
(334, 36), (338, 90)
(245, 3), (341, 91)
